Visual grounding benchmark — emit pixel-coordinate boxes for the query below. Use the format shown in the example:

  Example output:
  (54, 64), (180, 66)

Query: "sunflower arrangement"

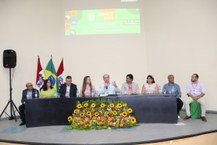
(66, 99), (138, 130)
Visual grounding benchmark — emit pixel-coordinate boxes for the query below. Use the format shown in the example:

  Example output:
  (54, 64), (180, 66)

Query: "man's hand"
(113, 81), (117, 88)
(195, 95), (202, 100)
(191, 96), (199, 101)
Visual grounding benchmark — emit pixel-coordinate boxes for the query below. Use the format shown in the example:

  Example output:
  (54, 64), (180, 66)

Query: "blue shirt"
(163, 83), (181, 98)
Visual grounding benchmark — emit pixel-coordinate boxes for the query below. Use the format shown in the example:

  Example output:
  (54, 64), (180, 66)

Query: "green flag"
(44, 58), (59, 92)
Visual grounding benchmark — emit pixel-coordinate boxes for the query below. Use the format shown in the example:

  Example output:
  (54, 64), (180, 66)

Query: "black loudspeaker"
(3, 49), (17, 68)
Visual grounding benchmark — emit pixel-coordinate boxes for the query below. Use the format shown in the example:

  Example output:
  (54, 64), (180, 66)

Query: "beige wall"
(0, 0), (62, 116)
(0, 0), (216, 116)
(144, 0), (217, 110)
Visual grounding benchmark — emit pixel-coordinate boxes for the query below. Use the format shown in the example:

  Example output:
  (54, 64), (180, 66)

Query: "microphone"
(105, 83), (108, 90)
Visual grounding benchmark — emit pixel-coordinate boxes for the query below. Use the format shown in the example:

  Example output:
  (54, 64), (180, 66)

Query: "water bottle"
(158, 85), (161, 94)
(76, 90), (80, 97)
(91, 91), (95, 97)
(54, 91), (58, 98)
(26, 94), (30, 99)
(124, 86), (128, 95)
(35, 90), (38, 99)
(163, 88), (167, 94)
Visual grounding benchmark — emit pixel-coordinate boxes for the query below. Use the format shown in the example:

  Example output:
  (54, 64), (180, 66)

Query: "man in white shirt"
(184, 73), (207, 122)
(121, 74), (140, 95)
(98, 74), (120, 96)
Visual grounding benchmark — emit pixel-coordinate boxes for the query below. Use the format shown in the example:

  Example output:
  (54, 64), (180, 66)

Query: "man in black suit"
(59, 76), (78, 98)
(19, 82), (39, 126)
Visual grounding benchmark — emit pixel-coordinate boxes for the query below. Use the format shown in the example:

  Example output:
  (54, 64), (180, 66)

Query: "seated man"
(98, 74), (120, 96)
(163, 74), (183, 117)
(121, 74), (140, 95)
(59, 76), (78, 98)
(19, 82), (39, 126)
(184, 73), (207, 122)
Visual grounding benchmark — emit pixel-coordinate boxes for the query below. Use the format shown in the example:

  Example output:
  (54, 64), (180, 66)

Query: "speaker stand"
(0, 68), (20, 121)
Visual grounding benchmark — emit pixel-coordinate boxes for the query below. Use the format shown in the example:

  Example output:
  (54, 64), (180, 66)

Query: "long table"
(25, 95), (178, 127)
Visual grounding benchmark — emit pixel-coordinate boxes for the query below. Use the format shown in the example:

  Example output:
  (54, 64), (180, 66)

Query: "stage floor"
(0, 113), (217, 145)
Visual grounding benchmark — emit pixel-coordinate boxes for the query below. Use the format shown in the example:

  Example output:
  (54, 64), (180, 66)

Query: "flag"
(44, 58), (59, 92)
(57, 58), (64, 90)
(36, 56), (44, 91)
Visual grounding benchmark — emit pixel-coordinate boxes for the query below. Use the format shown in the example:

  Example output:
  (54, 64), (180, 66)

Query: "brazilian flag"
(44, 58), (59, 92)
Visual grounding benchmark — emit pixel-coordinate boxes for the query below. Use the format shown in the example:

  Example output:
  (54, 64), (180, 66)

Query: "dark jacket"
(59, 83), (77, 98)
(21, 88), (39, 104)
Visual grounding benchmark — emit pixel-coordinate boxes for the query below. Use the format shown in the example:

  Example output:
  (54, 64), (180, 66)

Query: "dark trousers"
(177, 98), (183, 114)
(19, 104), (25, 123)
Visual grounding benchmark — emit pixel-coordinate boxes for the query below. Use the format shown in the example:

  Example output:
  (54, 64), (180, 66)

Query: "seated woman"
(40, 79), (56, 98)
(141, 75), (159, 94)
(80, 76), (97, 98)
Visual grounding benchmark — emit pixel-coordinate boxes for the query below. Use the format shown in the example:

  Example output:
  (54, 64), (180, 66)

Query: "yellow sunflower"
(130, 117), (137, 124)
(80, 113), (85, 117)
(83, 103), (88, 108)
(109, 103), (115, 108)
(94, 112), (99, 117)
(91, 103), (96, 108)
(100, 103), (106, 108)
(117, 103), (123, 109)
(86, 111), (91, 116)
(68, 116), (73, 122)
(105, 111), (109, 115)
(77, 104), (82, 109)
(127, 108), (133, 114)
(123, 103), (127, 107)
(73, 109), (79, 114)
(122, 111), (128, 117)
(112, 111), (118, 116)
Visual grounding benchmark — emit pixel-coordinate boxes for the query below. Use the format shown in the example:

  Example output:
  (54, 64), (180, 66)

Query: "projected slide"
(65, 9), (141, 35)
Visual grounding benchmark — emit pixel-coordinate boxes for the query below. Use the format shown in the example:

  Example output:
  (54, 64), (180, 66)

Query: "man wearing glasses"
(19, 82), (39, 126)
(121, 74), (140, 95)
